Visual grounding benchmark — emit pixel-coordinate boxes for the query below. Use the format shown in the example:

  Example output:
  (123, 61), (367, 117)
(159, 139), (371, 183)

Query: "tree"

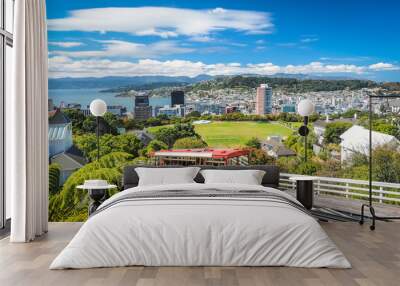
(296, 161), (319, 175)
(63, 109), (85, 133)
(186, 111), (201, 118)
(173, 137), (207, 149)
(324, 122), (353, 144)
(141, 139), (168, 157)
(123, 118), (143, 130)
(372, 145), (400, 183)
(75, 133), (143, 161)
(103, 112), (122, 131)
(247, 148), (275, 165)
(245, 137), (261, 149)
(49, 152), (134, 222)
(82, 115), (118, 135)
(49, 164), (61, 195)
(154, 123), (198, 147)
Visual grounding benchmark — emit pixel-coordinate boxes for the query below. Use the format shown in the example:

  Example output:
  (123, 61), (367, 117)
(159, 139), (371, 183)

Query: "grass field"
(194, 121), (294, 148)
(147, 121), (296, 148)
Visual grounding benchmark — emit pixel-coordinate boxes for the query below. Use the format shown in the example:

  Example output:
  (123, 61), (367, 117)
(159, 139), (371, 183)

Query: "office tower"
(171, 90), (185, 107)
(134, 94), (152, 121)
(255, 84), (272, 115)
(135, 94), (150, 107)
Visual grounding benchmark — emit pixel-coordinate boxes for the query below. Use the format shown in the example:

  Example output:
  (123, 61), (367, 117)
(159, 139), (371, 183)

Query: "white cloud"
(50, 40), (194, 58)
(300, 37), (319, 43)
(189, 36), (215, 43)
(49, 57), (396, 78)
(48, 41), (84, 48)
(368, 62), (399, 71)
(47, 7), (273, 38)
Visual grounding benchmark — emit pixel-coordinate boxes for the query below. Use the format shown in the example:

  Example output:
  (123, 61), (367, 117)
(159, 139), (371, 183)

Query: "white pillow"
(135, 167), (200, 186)
(200, 169), (266, 185)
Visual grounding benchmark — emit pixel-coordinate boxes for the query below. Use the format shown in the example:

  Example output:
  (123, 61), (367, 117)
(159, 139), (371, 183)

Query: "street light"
(90, 99), (107, 160)
(297, 99), (315, 162)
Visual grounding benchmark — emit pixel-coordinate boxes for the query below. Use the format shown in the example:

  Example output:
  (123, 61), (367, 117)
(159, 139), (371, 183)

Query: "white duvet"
(50, 183), (351, 269)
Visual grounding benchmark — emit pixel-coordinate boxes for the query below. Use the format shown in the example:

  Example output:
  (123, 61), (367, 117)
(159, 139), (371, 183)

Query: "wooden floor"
(0, 221), (399, 286)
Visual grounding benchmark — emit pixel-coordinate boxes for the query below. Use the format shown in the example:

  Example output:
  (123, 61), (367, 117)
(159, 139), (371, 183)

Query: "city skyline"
(47, 0), (400, 81)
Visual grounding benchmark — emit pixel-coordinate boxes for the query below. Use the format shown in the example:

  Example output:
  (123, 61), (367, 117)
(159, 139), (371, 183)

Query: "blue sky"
(46, 0), (400, 81)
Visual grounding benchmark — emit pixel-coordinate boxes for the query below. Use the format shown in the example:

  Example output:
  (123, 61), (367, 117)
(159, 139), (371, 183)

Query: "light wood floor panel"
(0, 221), (399, 286)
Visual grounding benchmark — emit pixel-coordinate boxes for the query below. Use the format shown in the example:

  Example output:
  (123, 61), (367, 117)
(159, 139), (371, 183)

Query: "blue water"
(49, 88), (170, 111)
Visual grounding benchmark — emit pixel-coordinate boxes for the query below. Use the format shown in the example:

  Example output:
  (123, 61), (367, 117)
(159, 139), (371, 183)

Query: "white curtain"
(8, 0), (49, 242)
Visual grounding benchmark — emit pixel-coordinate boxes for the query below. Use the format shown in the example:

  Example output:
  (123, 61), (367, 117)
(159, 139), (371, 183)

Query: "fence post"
(379, 186), (384, 203)
(345, 183), (349, 199)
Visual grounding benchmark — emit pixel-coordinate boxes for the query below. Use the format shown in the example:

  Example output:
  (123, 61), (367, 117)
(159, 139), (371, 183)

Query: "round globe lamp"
(90, 99), (107, 160)
(297, 99), (315, 163)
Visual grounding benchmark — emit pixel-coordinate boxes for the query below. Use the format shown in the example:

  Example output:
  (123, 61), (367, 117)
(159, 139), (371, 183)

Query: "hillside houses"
(340, 125), (400, 163)
(48, 109), (86, 184)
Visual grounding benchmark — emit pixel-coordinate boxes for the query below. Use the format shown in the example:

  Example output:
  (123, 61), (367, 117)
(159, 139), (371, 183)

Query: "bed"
(50, 165), (351, 269)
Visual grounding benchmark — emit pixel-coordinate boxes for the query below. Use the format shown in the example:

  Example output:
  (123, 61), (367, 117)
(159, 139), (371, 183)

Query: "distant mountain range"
(48, 75), (213, 89)
(48, 73), (368, 90)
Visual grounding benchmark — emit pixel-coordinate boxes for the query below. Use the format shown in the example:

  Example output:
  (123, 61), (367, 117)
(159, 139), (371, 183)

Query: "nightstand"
(289, 176), (315, 210)
(77, 182), (117, 215)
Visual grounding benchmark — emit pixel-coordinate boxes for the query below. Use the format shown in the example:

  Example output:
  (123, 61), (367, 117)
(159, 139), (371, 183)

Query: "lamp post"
(297, 99), (315, 162)
(89, 99), (107, 160)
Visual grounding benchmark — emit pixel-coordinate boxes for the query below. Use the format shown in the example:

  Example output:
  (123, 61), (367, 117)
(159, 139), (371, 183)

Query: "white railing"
(280, 173), (400, 204)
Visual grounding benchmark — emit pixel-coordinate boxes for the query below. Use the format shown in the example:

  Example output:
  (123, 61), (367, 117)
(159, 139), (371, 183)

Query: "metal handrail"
(279, 173), (400, 205)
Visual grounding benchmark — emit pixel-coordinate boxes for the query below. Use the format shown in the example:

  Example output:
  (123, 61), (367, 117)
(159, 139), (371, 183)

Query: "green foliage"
(141, 139), (168, 157)
(283, 132), (315, 158)
(154, 123), (198, 147)
(122, 118), (143, 130)
(324, 122), (353, 144)
(296, 161), (319, 175)
(62, 109), (85, 133)
(372, 120), (400, 139)
(190, 75), (377, 93)
(49, 164), (61, 195)
(245, 137), (261, 149)
(186, 111), (201, 118)
(49, 152), (134, 222)
(81, 113), (120, 135)
(372, 146), (400, 182)
(247, 148), (275, 165)
(173, 137), (208, 149)
(75, 133), (143, 161)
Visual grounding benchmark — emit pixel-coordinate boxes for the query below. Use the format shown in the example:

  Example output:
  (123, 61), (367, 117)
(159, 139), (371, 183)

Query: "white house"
(48, 109), (73, 157)
(48, 109), (86, 184)
(340, 125), (400, 163)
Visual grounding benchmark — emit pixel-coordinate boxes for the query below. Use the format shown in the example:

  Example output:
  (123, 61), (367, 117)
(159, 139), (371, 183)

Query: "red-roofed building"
(152, 148), (249, 166)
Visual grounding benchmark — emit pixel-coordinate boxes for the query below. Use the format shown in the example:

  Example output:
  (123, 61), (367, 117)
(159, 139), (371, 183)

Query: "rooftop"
(340, 125), (399, 152)
(154, 148), (249, 159)
(48, 109), (71, 125)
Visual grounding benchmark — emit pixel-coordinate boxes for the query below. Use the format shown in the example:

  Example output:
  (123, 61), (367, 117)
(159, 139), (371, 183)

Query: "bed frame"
(122, 165), (280, 190)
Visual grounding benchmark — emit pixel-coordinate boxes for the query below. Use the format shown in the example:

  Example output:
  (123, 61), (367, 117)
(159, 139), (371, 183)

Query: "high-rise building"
(135, 94), (150, 107)
(171, 90), (185, 107)
(255, 84), (272, 115)
(134, 94), (152, 121)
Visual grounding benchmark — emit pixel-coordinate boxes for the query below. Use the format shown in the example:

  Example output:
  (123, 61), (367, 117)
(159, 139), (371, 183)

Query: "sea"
(48, 88), (171, 111)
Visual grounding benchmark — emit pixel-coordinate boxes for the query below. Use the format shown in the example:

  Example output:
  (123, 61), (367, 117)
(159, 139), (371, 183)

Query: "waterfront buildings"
(157, 104), (185, 117)
(134, 94), (152, 121)
(255, 84), (272, 115)
(171, 90), (185, 106)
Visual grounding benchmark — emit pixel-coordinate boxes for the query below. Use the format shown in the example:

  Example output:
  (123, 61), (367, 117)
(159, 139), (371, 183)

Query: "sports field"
(194, 121), (294, 148)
